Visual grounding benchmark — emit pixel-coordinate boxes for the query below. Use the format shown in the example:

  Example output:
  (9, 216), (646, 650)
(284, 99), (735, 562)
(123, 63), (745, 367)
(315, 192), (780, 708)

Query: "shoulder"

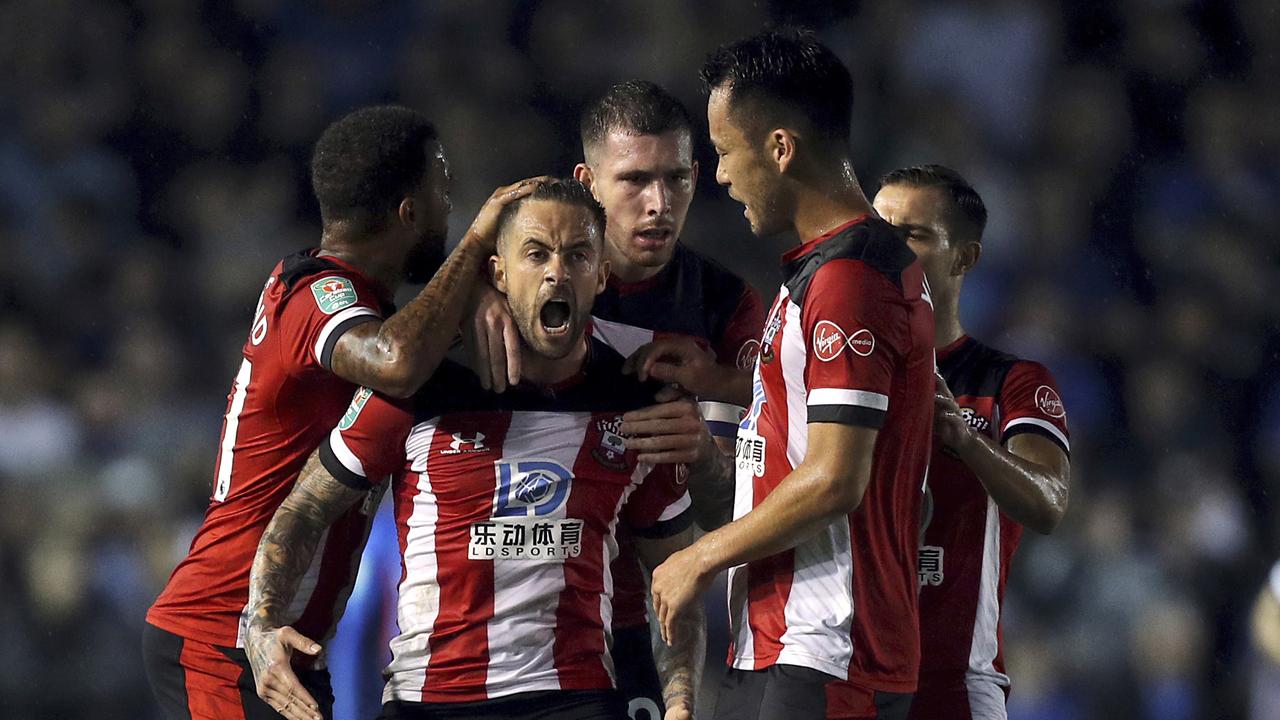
(275, 250), (390, 316)
(785, 217), (914, 306)
(677, 244), (750, 298)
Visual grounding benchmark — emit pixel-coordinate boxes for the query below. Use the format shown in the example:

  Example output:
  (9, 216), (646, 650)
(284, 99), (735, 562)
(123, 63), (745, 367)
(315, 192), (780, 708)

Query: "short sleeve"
(624, 464), (694, 539)
(280, 273), (383, 371)
(319, 387), (414, 490)
(998, 361), (1070, 454)
(715, 286), (767, 370)
(801, 260), (901, 429)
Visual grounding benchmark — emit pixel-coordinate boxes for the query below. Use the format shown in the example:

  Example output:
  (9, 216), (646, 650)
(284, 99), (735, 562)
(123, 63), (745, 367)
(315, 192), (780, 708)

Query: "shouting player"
(466, 80), (765, 719)
(142, 105), (546, 720)
(872, 165), (1071, 720)
(244, 180), (711, 720)
(649, 31), (934, 720)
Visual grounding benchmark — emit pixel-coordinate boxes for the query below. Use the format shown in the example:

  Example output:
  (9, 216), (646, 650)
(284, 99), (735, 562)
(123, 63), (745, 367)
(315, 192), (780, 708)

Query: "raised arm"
(244, 454), (368, 720)
(634, 525), (705, 720)
(329, 178), (548, 397)
(933, 372), (1070, 534)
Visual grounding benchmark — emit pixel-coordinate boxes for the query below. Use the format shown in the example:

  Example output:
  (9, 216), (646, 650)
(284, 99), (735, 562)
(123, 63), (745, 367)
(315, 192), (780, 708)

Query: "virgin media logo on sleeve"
(812, 320), (875, 362)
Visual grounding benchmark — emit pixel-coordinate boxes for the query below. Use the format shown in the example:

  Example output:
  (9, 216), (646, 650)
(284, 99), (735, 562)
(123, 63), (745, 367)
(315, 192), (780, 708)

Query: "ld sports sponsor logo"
(812, 320), (874, 362)
(1034, 385), (1066, 419)
(471, 458), (583, 561)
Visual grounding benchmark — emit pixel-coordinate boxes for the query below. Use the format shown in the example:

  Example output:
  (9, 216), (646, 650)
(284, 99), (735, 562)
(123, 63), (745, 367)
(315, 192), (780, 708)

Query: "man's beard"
(404, 233), (446, 284)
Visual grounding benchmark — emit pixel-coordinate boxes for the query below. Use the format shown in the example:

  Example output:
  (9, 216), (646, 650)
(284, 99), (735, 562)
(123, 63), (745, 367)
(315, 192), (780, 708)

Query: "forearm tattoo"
(688, 446), (736, 530)
(245, 455), (365, 651)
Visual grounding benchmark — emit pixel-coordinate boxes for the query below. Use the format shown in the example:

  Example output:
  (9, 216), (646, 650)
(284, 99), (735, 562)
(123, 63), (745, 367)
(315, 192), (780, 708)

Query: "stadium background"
(1, 0), (1277, 718)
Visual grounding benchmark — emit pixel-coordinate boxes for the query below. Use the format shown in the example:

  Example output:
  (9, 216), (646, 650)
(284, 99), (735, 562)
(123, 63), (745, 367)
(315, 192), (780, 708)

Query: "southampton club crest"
(591, 416), (628, 471)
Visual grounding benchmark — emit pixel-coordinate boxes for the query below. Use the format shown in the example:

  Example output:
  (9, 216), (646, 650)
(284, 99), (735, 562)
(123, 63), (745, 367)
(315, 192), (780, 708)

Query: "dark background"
(0, 1), (1277, 718)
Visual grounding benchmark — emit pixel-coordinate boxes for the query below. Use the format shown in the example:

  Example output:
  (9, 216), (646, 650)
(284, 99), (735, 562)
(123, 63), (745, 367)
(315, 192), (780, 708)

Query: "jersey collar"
(780, 214), (871, 265)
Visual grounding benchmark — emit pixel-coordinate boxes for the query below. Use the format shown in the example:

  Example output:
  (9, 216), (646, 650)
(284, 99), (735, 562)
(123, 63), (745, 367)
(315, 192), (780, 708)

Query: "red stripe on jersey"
(421, 412), (514, 700)
(177, 637), (248, 720)
(746, 550), (796, 666)
(553, 411), (634, 690)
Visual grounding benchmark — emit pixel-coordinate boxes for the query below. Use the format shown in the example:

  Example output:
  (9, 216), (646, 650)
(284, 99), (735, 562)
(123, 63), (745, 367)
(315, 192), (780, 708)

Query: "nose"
(715, 159), (729, 187)
(645, 179), (669, 217)
(543, 253), (569, 284)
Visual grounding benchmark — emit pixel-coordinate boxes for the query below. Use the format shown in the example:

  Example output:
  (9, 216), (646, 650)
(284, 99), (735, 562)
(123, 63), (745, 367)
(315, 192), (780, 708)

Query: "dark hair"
(496, 179), (607, 247)
(311, 105), (438, 232)
(700, 28), (853, 143)
(878, 164), (988, 242)
(580, 80), (693, 152)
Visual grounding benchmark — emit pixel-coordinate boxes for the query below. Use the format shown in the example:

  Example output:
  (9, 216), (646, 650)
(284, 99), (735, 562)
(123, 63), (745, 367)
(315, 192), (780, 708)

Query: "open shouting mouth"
(539, 297), (572, 335)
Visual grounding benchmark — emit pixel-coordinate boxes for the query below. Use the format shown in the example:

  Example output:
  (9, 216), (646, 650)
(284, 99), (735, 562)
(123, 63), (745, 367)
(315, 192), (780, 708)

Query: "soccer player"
(871, 165), (1071, 720)
(142, 105), (546, 720)
(467, 80), (766, 719)
(244, 180), (712, 720)
(648, 31), (935, 720)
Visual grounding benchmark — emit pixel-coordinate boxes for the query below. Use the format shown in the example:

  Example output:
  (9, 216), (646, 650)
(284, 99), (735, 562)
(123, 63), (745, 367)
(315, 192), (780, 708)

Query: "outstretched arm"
(244, 454), (368, 720)
(635, 525), (705, 720)
(330, 178), (549, 397)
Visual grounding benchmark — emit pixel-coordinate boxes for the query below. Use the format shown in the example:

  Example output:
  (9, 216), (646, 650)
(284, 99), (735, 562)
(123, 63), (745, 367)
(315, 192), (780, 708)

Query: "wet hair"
(495, 179), (607, 250)
(311, 105), (438, 232)
(700, 28), (853, 143)
(580, 80), (693, 154)
(878, 164), (988, 242)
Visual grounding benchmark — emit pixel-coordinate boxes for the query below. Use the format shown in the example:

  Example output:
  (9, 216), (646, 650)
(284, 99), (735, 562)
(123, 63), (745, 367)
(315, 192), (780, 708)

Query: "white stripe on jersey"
(967, 496), (1011, 688)
(1002, 417), (1070, 451)
(384, 424), (441, 704)
(807, 388), (890, 411)
(327, 428), (368, 477)
(589, 316), (655, 359)
(657, 493), (692, 522)
(483, 411), (588, 696)
(313, 306), (380, 365)
(781, 299), (809, 470)
(777, 518), (855, 677)
(963, 675), (1010, 720)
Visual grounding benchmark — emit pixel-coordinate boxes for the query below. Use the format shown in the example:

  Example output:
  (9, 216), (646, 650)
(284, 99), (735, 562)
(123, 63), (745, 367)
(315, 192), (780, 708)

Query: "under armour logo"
(442, 432), (487, 455)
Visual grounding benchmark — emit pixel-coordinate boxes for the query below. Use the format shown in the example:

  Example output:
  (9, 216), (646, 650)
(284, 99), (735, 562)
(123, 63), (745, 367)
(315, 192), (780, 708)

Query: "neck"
(606, 239), (664, 283)
(318, 229), (402, 295)
(933, 293), (965, 350)
(520, 335), (589, 387)
(790, 158), (874, 241)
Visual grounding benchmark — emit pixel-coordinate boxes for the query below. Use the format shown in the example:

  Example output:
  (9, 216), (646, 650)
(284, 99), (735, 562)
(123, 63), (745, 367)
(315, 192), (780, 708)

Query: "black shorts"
(713, 665), (913, 720)
(142, 622), (334, 720)
(613, 623), (664, 720)
(378, 690), (626, 720)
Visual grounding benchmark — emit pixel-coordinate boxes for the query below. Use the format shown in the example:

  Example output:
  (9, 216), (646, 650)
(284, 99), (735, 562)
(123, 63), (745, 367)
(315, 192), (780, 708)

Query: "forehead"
(706, 86), (744, 143)
(873, 184), (949, 225)
(594, 129), (692, 168)
(504, 199), (600, 248)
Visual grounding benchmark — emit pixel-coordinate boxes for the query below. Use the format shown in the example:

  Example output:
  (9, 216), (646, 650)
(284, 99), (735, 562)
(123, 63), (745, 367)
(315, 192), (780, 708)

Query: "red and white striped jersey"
(317, 338), (692, 704)
(729, 216), (934, 694)
(589, 315), (753, 629)
(147, 250), (391, 657)
(909, 335), (1069, 718)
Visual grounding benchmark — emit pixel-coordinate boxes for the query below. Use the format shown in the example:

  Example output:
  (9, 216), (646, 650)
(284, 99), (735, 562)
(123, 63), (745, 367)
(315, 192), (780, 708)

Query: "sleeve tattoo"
(245, 454), (367, 656)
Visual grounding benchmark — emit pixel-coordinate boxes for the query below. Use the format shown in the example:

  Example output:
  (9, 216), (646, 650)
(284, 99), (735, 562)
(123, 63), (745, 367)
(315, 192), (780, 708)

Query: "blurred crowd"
(0, 1), (1276, 718)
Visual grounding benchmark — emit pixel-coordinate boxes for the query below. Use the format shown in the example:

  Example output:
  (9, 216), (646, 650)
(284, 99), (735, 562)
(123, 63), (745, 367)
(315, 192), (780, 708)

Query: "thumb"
(646, 361), (688, 387)
(281, 627), (322, 656)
